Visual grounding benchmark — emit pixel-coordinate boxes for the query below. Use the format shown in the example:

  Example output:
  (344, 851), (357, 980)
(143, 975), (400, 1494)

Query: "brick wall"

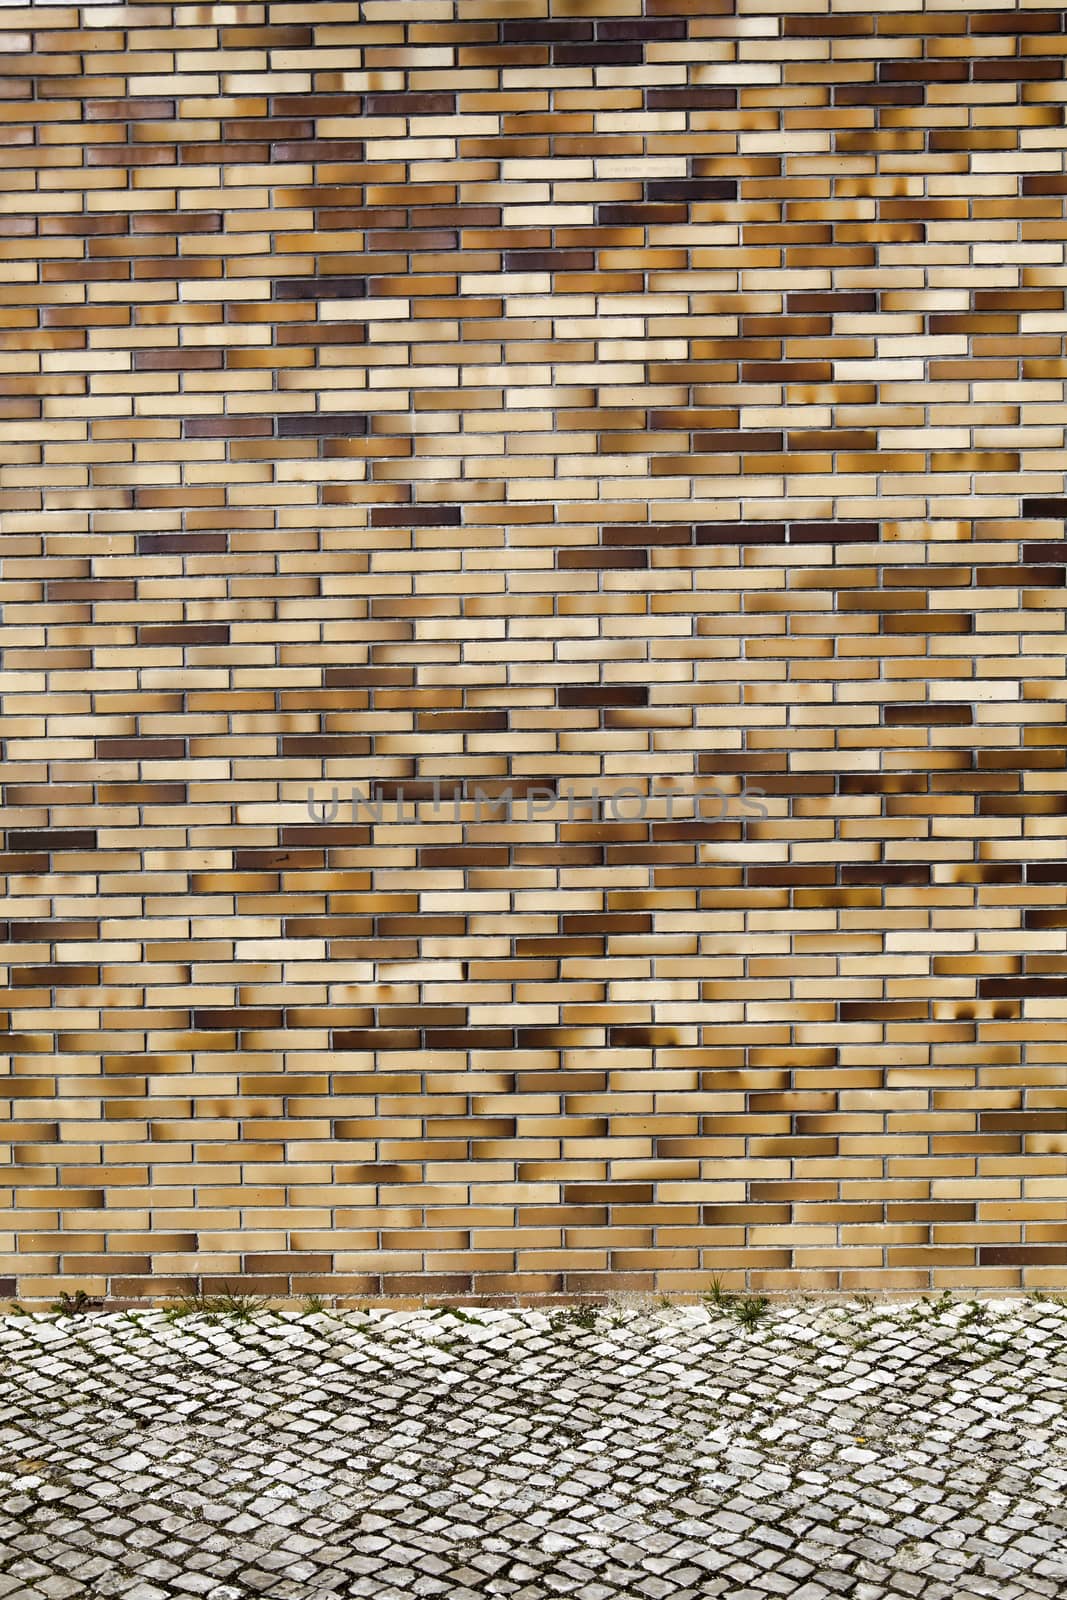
(3, 0), (1067, 1305)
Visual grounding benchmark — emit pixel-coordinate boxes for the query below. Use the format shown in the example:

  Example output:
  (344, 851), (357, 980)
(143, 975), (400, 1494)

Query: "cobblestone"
(0, 1301), (1065, 1598)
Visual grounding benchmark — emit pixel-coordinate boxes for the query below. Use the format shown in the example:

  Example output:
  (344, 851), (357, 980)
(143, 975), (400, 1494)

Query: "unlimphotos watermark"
(306, 780), (767, 825)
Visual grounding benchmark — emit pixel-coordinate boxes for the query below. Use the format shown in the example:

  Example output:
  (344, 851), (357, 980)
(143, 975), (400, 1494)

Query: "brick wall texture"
(3, 0), (1067, 1307)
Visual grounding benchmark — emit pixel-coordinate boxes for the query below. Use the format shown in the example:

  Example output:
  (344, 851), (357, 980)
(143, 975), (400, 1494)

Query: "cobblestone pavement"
(1, 1298), (1066, 1600)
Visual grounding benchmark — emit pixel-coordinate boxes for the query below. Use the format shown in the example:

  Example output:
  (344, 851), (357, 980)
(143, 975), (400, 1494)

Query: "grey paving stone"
(1, 1301), (1066, 1598)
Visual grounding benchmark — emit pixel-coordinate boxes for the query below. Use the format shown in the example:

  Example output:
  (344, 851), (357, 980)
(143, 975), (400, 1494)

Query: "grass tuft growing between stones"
(734, 1295), (771, 1333)
(48, 1290), (100, 1318)
(163, 1286), (271, 1323)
